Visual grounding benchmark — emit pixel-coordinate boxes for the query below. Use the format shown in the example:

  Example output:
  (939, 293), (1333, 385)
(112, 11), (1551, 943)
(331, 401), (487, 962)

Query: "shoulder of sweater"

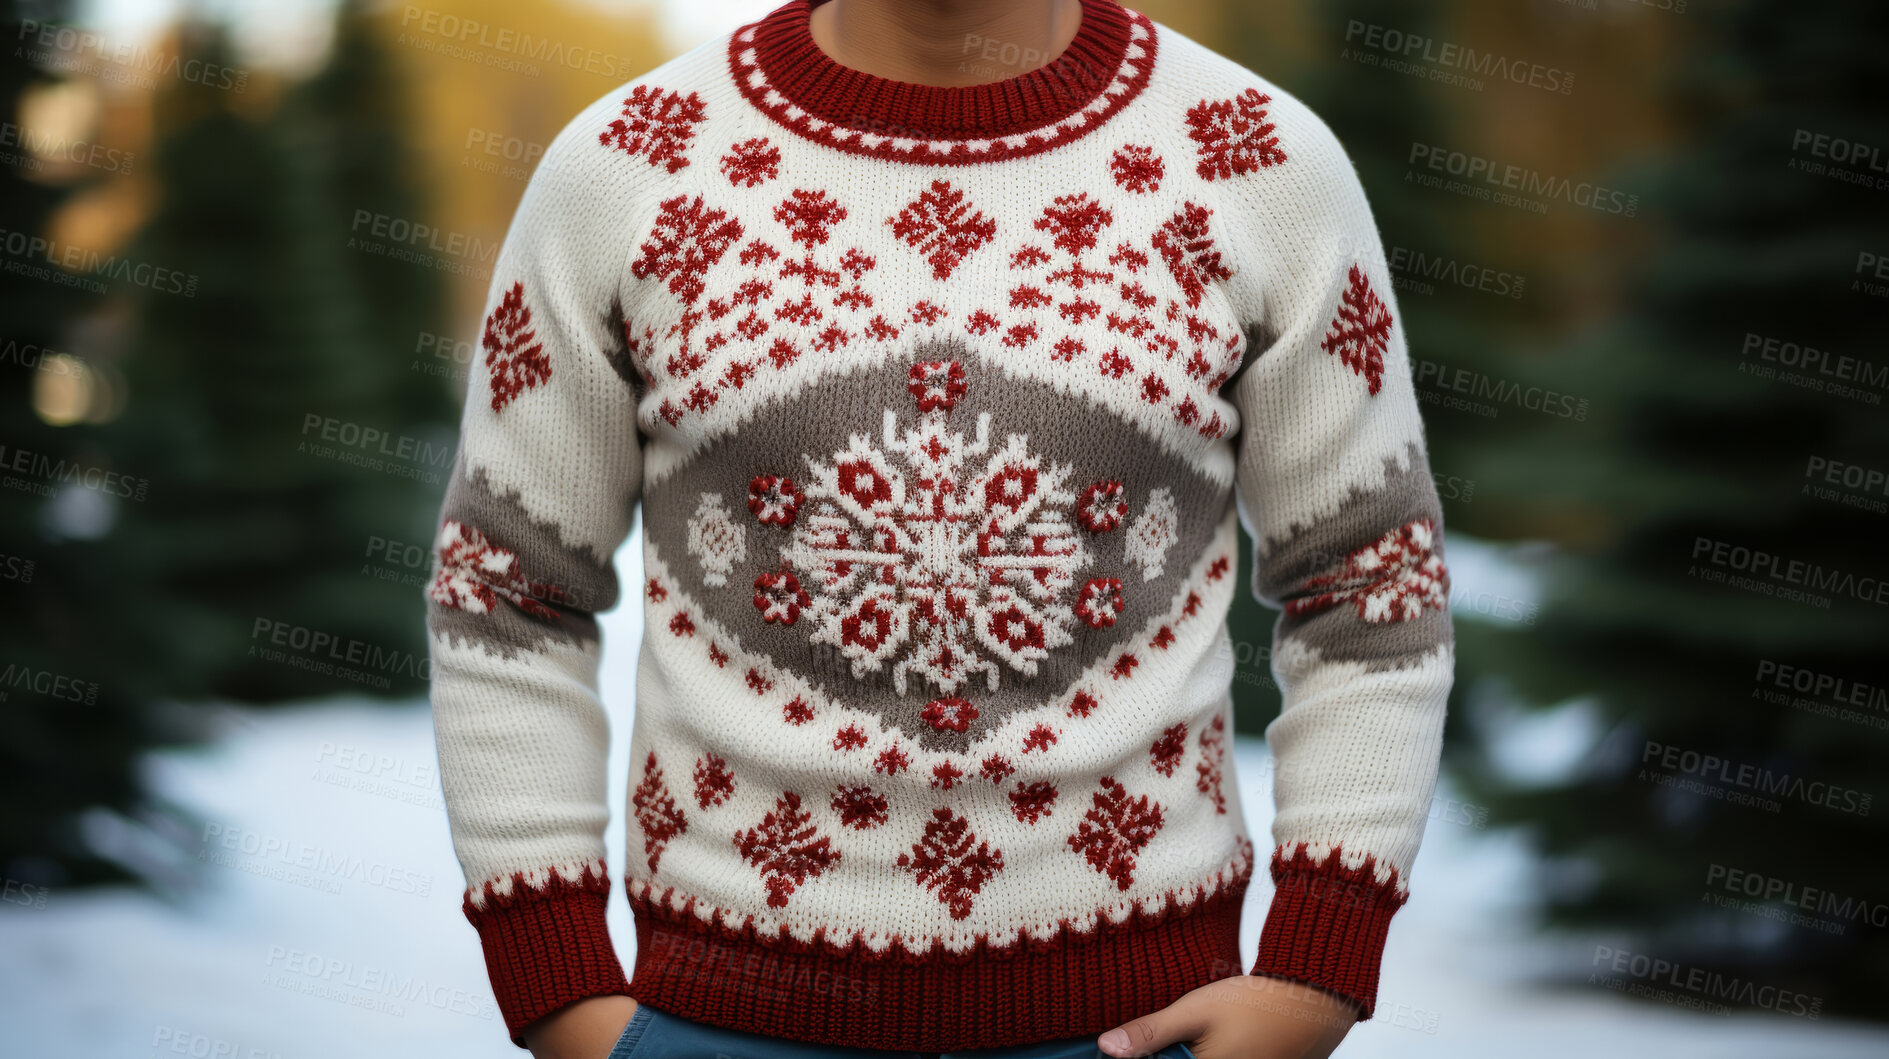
(517, 27), (741, 220)
(1138, 14), (1363, 196)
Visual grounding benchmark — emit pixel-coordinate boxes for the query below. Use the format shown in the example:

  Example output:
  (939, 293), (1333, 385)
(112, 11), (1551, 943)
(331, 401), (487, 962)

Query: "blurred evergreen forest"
(0, 0), (452, 891)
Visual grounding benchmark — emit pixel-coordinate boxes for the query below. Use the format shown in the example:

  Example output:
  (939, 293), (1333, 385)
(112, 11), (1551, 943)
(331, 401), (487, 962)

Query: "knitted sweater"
(423, 0), (1454, 1049)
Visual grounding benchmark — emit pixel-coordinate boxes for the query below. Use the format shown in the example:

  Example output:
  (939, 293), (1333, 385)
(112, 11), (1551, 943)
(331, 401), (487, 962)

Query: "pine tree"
(1447, 0), (1889, 1016)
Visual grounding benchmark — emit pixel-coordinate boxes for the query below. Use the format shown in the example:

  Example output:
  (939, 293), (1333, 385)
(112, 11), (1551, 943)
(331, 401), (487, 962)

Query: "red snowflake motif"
(1185, 87), (1286, 181)
(1078, 481), (1128, 532)
(634, 194), (744, 306)
(429, 520), (564, 619)
(931, 760), (966, 789)
(910, 300), (947, 325)
(775, 188), (848, 248)
(1141, 373), (1170, 404)
(874, 742), (912, 775)
(1110, 652), (1139, 679)
(646, 578), (668, 601)
(831, 784), (888, 830)
(980, 754), (1017, 784)
(1067, 689), (1099, 718)
(1067, 776), (1165, 891)
(1153, 202), (1234, 309)
(745, 667), (774, 694)
(887, 178), (998, 280)
(1076, 577), (1125, 629)
(631, 751), (687, 874)
(668, 611), (696, 638)
(481, 281), (551, 412)
(1003, 322), (1039, 348)
(921, 696), (980, 733)
(1011, 245), (1053, 269)
(1197, 713), (1227, 814)
(720, 136), (780, 186)
(1022, 723), (1059, 753)
(1110, 243), (1149, 272)
(753, 571), (812, 625)
(733, 791), (841, 908)
(1008, 781), (1058, 825)
(1051, 335), (1085, 362)
(1286, 517), (1449, 622)
(783, 695), (814, 725)
(897, 806), (1005, 920)
(833, 724), (868, 750)
(747, 474), (804, 526)
(707, 641), (730, 667)
(1208, 555), (1231, 581)
(1152, 624), (1176, 649)
(599, 85), (706, 173)
(1319, 263), (1394, 395)
(965, 308), (1001, 334)
(1035, 193), (1113, 257)
(907, 360), (967, 411)
(1149, 723), (1188, 777)
(693, 752), (736, 809)
(1109, 144), (1166, 193)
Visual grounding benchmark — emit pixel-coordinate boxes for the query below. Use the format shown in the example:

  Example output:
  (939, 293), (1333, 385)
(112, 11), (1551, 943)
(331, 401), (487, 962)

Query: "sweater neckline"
(729, 0), (1157, 165)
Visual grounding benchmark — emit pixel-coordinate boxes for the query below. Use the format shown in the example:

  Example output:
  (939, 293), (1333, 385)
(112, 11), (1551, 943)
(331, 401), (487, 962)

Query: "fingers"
(1097, 997), (1207, 1058)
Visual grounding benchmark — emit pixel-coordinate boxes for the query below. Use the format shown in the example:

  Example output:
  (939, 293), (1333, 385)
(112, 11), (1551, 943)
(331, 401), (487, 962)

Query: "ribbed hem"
(750, 0), (1133, 140)
(1248, 844), (1407, 1020)
(625, 873), (1250, 1050)
(463, 864), (634, 1048)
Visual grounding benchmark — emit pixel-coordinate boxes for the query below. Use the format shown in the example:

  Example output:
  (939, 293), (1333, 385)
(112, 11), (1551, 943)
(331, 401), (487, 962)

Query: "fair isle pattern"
(424, 0), (1454, 1049)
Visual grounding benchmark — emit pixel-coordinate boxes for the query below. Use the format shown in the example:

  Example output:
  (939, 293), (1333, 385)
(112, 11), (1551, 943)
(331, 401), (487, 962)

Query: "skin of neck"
(807, 0), (1083, 87)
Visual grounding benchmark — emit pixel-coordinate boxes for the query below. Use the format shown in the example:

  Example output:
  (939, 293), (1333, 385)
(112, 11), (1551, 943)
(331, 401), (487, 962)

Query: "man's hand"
(522, 994), (640, 1059)
(1097, 975), (1359, 1059)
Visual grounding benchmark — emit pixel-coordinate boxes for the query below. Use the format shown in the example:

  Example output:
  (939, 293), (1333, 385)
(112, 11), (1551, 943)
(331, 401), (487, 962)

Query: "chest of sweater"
(615, 121), (1257, 747)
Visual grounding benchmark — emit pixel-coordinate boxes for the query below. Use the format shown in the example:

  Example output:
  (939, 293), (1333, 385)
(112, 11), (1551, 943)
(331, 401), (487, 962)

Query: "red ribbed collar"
(730, 0), (1156, 164)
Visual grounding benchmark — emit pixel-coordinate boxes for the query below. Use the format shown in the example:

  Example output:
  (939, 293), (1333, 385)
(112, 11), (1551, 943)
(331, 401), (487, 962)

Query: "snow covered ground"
(4, 533), (1883, 1058)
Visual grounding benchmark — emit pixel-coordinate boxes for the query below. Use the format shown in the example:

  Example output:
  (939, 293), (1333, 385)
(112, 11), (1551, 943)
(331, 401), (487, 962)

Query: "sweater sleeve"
(423, 108), (648, 1047)
(1222, 92), (1455, 1019)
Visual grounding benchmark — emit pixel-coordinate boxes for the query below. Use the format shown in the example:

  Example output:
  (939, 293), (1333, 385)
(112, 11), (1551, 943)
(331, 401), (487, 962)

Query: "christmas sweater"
(423, 0), (1455, 1049)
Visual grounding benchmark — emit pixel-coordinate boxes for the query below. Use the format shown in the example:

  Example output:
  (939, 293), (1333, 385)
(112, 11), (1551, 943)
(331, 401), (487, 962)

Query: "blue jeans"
(607, 1003), (1198, 1059)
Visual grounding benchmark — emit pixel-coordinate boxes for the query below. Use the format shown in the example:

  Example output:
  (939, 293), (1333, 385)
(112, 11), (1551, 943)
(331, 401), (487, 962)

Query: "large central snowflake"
(782, 360), (1093, 695)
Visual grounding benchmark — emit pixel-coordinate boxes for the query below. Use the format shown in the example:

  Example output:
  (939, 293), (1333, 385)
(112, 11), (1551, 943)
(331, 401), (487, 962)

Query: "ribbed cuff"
(1248, 844), (1407, 1020)
(463, 863), (633, 1048)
